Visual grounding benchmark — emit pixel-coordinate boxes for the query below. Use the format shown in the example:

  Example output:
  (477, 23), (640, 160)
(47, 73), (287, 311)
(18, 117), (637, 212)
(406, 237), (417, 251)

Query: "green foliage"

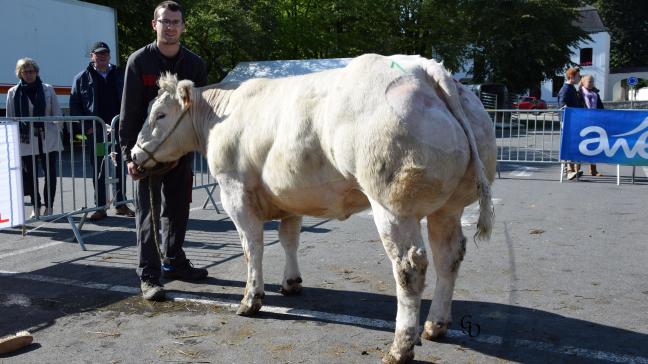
(88, 0), (160, 65)
(465, 0), (587, 93)
(591, 0), (648, 69)
(85, 0), (590, 90)
(184, 0), (277, 82)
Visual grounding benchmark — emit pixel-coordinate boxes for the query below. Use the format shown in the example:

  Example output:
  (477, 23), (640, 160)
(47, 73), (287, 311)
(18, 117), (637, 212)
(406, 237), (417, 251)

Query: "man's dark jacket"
(558, 83), (583, 108)
(119, 42), (208, 162)
(70, 63), (124, 139)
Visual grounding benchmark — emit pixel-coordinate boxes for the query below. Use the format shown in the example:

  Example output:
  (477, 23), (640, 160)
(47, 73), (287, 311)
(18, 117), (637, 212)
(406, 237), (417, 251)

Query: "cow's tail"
(424, 60), (493, 241)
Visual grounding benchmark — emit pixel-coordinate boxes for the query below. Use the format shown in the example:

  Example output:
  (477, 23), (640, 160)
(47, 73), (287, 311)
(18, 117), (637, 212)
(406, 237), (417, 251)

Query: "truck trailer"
(0, 0), (117, 114)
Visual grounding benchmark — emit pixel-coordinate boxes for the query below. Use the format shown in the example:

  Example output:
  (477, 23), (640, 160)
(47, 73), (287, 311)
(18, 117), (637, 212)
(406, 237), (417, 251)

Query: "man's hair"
(15, 58), (39, 78)
(154, 1), (183, 21)
(565, 67), (580, 80)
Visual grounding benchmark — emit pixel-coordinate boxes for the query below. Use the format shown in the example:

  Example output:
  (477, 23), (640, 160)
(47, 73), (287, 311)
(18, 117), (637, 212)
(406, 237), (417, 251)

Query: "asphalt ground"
(1, 162), (647, 364)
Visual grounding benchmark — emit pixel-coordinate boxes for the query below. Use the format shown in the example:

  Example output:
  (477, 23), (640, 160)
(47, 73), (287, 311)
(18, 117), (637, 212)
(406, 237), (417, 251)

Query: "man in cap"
(70, 41), (135, 220)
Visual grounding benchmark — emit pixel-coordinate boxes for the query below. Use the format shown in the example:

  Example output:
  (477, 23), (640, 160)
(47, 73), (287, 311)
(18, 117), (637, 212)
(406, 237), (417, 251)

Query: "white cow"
(131, 54), (496, 363)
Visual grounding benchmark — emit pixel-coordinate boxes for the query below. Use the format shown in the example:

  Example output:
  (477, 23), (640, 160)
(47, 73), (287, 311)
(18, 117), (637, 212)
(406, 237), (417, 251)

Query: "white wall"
(541, 31), (611, 102)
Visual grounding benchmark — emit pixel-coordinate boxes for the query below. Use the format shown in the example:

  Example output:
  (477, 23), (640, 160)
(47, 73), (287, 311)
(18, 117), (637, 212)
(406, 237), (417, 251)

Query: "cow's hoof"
(421, 321), (448, 341)
(236, 301), (262, 316)
(382, 349), (414, 364)
(280, 277), (303, 295)
(236, 294), (263, 316)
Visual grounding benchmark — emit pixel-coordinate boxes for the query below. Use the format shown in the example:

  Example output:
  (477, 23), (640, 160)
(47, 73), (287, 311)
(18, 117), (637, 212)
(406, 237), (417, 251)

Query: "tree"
(184, 0), (277, 82)
(87, 0), (161, 65)
(85, 0), (588, 89)
(464, 0), (588, 93)
(591, 0), (648, 69)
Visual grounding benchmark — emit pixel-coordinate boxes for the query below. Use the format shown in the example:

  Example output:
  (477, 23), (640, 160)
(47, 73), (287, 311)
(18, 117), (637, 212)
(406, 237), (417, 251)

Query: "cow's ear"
(177, 80), (194, 109)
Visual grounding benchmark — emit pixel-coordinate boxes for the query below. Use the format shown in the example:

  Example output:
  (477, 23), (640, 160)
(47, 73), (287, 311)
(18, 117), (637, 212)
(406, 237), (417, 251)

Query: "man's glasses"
(156, 19), (182, 28)
(22, 69), (36, 75)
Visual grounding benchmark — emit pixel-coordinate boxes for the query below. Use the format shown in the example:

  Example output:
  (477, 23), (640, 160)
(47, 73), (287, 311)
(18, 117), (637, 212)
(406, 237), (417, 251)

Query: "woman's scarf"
(14, 76), (46, 143)
(581, 86), (599, 109)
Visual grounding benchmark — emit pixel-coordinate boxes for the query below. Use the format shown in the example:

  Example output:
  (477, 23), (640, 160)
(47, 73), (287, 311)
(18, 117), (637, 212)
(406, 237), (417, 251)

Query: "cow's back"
(207, 54), (493, 220)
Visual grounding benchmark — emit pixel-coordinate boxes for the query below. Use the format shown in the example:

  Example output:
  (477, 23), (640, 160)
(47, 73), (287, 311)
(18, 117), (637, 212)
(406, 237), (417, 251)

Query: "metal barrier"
(487, 108), (642, 184)
(1, 115), (222, 251)
(487, 109), (563, 165)
(1, 116), (114, 250)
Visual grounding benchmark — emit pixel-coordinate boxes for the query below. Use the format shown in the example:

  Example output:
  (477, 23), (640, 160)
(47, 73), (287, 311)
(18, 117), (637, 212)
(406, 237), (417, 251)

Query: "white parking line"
(0, 228), (125, 259)
(510, 166), (539, 177)
(0, 241), (65, 259)
(2, 270), (643, 363)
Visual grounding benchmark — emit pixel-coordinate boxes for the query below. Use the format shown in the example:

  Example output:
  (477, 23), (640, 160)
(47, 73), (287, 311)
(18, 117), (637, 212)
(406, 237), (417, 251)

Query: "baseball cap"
(91, 41), (110, 53)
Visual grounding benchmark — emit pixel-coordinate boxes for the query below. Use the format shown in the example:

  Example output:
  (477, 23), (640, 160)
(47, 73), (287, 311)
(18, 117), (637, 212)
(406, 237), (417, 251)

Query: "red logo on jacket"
(142, 74), (157, 86)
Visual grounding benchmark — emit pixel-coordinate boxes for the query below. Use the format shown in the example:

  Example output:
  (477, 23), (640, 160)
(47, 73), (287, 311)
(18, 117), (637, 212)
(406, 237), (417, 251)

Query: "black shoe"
(140, 279), (165, 301)
(162, 260), (208, 281)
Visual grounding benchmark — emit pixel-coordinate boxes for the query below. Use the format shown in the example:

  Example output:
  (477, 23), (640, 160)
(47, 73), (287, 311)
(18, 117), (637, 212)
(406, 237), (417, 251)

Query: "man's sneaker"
(162, 260), (208, 281)
(140, 279), (165, 301)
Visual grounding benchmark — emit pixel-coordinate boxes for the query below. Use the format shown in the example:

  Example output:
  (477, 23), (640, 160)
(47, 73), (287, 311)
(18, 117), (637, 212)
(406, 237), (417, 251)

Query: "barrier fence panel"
(0, 116), (114, 250)
(4, 110), (564, 250)
(487, 109), (563, 165)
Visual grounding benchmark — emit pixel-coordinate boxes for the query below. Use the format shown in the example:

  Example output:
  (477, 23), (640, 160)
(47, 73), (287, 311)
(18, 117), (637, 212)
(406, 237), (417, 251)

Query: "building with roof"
(540, 6), (611, 102)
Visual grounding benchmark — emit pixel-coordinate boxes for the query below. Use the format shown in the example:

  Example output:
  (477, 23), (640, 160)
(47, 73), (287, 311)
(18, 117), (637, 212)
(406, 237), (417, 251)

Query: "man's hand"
(127, 161), (145, 180)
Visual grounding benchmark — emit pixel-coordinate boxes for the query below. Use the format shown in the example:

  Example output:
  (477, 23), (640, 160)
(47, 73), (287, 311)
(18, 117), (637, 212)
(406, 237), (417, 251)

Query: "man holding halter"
(119, 1), (208, 301)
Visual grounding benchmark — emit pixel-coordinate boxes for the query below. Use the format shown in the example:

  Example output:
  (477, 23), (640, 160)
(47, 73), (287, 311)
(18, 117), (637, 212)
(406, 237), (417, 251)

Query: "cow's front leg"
(422, 210), (465, 340)
(370, 198), (428, 364)
(279, 215), (303, 295)
(218, 176), (265, 316)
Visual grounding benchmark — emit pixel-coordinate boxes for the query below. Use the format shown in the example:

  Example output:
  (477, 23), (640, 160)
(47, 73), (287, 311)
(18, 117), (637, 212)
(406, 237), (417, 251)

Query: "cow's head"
(131, 73), (196, 172)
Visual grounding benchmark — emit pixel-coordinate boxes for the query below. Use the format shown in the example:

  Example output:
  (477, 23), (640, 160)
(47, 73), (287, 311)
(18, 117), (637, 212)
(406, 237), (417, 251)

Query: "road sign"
(627, 76), (638, 87)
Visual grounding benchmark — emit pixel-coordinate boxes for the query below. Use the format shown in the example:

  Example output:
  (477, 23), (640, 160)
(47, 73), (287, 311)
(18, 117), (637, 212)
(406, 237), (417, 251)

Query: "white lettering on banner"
(579, 117), (648, 159)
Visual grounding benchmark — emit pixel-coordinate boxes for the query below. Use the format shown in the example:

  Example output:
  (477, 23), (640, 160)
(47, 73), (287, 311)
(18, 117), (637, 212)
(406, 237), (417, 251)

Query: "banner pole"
(616, 165), (620, 186)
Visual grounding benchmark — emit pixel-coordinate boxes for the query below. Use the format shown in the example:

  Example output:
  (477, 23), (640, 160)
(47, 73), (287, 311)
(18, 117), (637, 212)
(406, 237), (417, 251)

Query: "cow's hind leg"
(279, 215), (303, 295)
(218, 176), (265, 316)
(422, 209), (466, 340)
(370, 199), (428, 364)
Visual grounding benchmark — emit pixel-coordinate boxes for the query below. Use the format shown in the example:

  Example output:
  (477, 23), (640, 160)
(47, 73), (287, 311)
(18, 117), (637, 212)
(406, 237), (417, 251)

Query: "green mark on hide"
(390, 61), (407, 74)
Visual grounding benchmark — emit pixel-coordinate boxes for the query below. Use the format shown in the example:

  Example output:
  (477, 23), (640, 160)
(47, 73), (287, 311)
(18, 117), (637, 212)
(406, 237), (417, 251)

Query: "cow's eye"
(156, 113), (166, 120)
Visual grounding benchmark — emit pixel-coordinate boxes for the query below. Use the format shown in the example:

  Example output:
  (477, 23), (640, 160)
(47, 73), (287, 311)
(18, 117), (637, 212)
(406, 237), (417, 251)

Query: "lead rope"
(148, 176), (165, 260)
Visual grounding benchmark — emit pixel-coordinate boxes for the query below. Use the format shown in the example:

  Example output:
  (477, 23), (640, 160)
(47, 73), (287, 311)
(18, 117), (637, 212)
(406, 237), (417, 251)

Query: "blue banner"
(560, 108), (648, 166)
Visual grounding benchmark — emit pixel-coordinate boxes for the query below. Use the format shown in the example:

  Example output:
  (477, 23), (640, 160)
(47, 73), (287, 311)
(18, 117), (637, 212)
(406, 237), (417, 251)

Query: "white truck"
(0, 0), (117, 113)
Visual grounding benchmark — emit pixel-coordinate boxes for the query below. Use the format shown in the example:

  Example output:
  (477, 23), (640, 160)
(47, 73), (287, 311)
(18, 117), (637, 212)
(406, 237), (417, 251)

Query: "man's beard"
(160, 35), (180, 45)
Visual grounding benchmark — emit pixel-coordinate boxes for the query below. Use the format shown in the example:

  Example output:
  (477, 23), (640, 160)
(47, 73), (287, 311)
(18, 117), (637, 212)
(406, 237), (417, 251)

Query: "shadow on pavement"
(3, 206), (643, 363)
(2, 262), (646, 363)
